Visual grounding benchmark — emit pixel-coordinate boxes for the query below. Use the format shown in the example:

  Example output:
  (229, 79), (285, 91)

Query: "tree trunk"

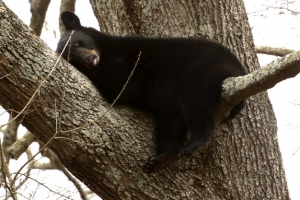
(0, 0), (289, 199)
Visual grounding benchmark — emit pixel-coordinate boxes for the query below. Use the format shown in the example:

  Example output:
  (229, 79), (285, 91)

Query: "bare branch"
(6, 132), (36, 160)
(0, 31), (74, 130)
(13, 172), (75, 200)
(59, 0), (76, 35)
(29, 0), (51, 36)
(217, 50), (300, 124)
(10, 31), (75, 186)
(0, 74), (10, 79)
(60, 51), (142, 134)
(2, 114), (20, 161)
(0, 138), (18, 200)
(256, 45), (295, 57)
(15, 149), (34, 191)
(33, 148), (88, 200)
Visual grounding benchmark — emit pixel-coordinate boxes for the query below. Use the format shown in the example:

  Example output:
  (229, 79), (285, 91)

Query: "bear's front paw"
(143, 154), (175, 174)
(143, 157), (158, 174)
(181, 140), (206, 155)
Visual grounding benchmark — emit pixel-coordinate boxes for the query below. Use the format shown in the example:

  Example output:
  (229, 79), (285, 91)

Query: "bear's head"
(56, 11), (100, 69)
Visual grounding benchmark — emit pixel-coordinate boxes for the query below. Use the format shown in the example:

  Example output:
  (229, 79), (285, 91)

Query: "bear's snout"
(85, 54), (99, 66)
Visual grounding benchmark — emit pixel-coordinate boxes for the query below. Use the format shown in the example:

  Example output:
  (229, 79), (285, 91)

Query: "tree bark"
(0, 0), (290, 199)
(59, 0), (76, 35)
(29, 0), (51, 36)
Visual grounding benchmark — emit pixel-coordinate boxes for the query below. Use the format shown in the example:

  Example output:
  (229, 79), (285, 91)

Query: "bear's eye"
(74, 41), (82, 47)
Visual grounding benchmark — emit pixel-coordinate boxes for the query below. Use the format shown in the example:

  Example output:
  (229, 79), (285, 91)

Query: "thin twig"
(57, 41), (71, 132)
(12, 172), (75, 199)
(0, 31), (75, 130)
(107, 51), (142, 110)
(15, 149), (34, 191)
(12, 128), (64, 185)
(11, 31), (75, 186)
(0, 74), (10, 79)
(59, 51), (142, 134)
(55, 99), (58, 133)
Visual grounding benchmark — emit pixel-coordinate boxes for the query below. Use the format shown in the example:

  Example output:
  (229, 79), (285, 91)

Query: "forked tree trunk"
(0, 0), (289, 199)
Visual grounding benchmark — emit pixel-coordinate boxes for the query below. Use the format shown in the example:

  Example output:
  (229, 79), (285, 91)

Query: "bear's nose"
(86, 54), (95, 63)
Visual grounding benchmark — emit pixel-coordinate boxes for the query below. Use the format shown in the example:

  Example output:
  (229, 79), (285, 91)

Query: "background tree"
(0, 0), (297, 199)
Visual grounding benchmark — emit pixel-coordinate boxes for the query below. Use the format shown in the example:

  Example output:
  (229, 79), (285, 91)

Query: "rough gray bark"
(0, 0), (290, 199)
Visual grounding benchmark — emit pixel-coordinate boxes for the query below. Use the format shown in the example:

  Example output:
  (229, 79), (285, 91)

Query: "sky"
(1, 0), (300, 199)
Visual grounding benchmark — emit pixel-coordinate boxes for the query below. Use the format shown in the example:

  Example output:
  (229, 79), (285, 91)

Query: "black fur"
(56, 11), (245, 173)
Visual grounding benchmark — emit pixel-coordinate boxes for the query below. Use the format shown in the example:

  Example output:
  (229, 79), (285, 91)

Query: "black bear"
(56, 11), (245, 174)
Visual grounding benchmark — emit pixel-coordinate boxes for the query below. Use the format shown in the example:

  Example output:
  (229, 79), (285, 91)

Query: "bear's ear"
(61, 11), (81, 31)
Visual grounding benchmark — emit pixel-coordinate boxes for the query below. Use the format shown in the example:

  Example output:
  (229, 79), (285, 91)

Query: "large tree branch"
(0, 1), (289, 199)
(215, 50), (300, 124)
(223, 50), (300, 103)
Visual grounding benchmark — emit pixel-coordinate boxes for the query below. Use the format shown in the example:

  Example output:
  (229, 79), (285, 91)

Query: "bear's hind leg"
(182, 124), (214, 155)
(143, 113), (187, 174)
(181, 104), (215, 155)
